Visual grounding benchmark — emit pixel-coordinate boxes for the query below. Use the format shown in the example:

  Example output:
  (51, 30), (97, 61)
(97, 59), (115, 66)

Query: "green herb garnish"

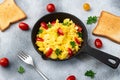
(85, 70), (96, 79)
(47, 23), (52, 28)
(87, 16), (97, 24)
(70, 41), (76, 48)
(62, 22), (69, 26)
(38, 29), (43, 34)
(18, 66), (25, 74)
(77, 32), (82, 37)
(55, 49), (62, 55)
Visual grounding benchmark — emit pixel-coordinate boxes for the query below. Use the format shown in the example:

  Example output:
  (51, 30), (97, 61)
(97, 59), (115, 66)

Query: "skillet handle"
(83, 45), (120, 69)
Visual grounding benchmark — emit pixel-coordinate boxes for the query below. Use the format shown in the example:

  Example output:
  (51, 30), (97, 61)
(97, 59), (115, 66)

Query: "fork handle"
(33, 66), (49, 80)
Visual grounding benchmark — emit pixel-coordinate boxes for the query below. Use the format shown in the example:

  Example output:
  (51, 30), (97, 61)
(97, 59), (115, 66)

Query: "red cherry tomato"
(57, 28), (64, 35)
(74, 37), (80, 44)
(75, 25), (82, 32)
(51, 21), (56, 25)
(68, 48), (73, 57)
(19, 22), (29, 30)
(94, 38), (103, 48)
(66, 75), (76, 80)
(41, 22), (48, 30)
(36, 37), (44, 42)
(0, 57), (9, 67)
(46, 3), (55, 12)
(45, 48), (53, 57)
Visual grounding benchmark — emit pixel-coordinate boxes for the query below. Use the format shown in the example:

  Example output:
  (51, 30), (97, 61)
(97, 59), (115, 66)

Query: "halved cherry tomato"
(74, 37), (80, 44)
(75, 25), (82, 32)
(66, 75), (76, 80)
(0, 57), (9, 67)
(41, 22), (48, 30)
(19, 22), (29, 30)
(57, 28), (64, 35)
(46, 3), (55, 12)
(94, 38), (103, 48)
(45, 48), (53, 57)
(51, 21), (56, 25)
(68, 48), (73, 57)
(36, 37), (44, 42)
(77, 27), (82, 32)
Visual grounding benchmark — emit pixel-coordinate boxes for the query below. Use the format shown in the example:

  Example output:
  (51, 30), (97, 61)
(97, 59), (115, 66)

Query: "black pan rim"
(31, 12), (88, 61)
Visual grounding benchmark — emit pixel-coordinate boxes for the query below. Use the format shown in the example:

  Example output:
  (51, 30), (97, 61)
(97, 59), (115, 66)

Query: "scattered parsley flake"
(55, 49), (62, 56)
(18, 66), (25, 74)
(77, 32), (82, 37)
(38, 29), (43, 34)
(47, 23), (52, 28)
(85, 70), (96, 79)
(62, 22), (69, 25)
(87, 16), (97, 24)
(70, 41), (76, 48)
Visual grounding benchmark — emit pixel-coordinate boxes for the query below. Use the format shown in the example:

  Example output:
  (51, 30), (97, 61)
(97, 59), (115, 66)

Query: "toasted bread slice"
(92, 11), (120, 44)
(0, 0), (26, 31)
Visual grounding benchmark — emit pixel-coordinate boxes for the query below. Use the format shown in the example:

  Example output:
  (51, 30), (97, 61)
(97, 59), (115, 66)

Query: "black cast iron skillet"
(31, 12), (120, 69)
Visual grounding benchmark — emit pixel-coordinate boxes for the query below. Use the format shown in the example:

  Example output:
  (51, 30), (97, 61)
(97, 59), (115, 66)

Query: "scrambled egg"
(36, 18), (83, 60)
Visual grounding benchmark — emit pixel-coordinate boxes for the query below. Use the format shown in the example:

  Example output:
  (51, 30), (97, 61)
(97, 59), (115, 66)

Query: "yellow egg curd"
(36, 18), (83, 60)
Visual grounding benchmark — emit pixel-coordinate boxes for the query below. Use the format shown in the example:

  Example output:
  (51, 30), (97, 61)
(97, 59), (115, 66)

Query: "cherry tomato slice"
(94, 38), (103, 48)
(66, 75), (76, 80)
(41, 22), (48, 30)
(57, 28), (64, 35)
(74, 37), (81, 44)
(51, 21), (56, 25)
(46, 3), (55, 12)
(19, 22), (29, 30)
(75, 25), (82, 32)
(0, 57), (9, 67)
(68, 48), (73, 57)
(36, 37), (44, 42)
(45, 48), (53, 57)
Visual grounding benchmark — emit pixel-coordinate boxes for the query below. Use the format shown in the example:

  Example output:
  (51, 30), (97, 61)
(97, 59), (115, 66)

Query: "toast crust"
(92, 11), (120, 44)
(0, 0), (26, 31)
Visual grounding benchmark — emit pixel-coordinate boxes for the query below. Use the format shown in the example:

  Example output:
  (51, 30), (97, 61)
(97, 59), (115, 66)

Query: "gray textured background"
(0, 0), (120, 80)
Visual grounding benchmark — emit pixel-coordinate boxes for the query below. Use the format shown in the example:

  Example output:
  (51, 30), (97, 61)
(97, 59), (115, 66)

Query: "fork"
(17, 51), (49, 80)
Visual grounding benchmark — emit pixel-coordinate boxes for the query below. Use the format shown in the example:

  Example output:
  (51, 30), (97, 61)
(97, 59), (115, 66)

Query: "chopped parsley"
(47, 23), (52, 28)
(77, 32), (82, 37)
(38, 29), (43, 34)
(62, 22), (71, 26)
(85, 70), (96, 79)
(18, 66), (25, 74)
(87, 16), (97, 24)
(55, 49), (62, 55)
(70, 41), (76, 48)
(62, 22), (69, 26)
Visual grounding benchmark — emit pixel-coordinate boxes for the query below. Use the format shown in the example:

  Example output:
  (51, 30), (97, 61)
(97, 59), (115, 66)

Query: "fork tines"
(17, 51), (28, 60)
